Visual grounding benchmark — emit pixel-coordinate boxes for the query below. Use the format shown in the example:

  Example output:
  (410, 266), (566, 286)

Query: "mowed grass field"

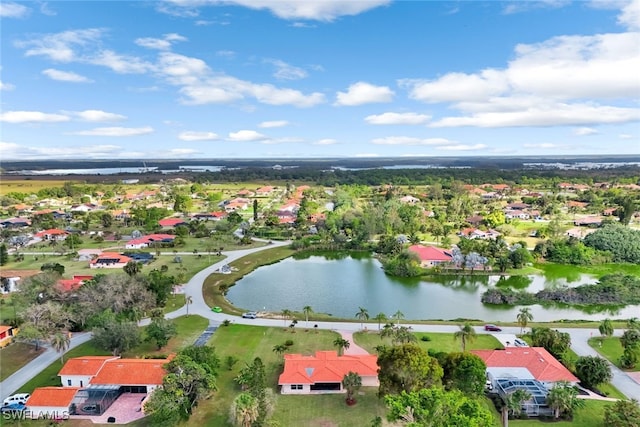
(0, 342), (45, 381)
(354, 330), (503, 354)
(0, 179), (75, 195)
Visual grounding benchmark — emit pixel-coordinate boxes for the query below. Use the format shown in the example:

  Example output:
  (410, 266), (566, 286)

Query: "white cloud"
(402, 70), (508, 103)
(178, 131), (219, 141)
(0, 81), (15, 91)
(135, 33), (187, 50)
(0, 111), (69, 123)
(503, 0), (570, 15)
(0, 2), (29, 18)
(352, 153), (380, 157)
(228, 130), (267, 141)
(91, 50), (154, 74)
(618, 0), (640, 30)
(163, 0), (390, 21)
(572, 127), (598, 136)
(618, 133), (634, 139)
(436, 144), (488, 151)
(70, 126), (154, 136)
(164, 148), (200, 157)
(216, 50), (236, 58)
(266, 59), (308, 80)
(523, 143), (562, 149)
(42, 68), (93, 83)
(73, 110), (127, 122)
(313, 138), (338, 145)
(0, 141), (123, 159)
(371, 136), (454, 146)
(16, 28), (104, 62)
(365, 112), (431, 125)
(258, 120), (289, 128)
(335, 82), (394, 106)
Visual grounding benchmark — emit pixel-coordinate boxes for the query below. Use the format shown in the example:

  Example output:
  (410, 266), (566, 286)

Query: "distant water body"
(8, 166), (224, 175)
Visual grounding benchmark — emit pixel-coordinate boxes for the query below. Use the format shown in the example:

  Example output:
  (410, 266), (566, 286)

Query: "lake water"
(226, 254), (640, 322)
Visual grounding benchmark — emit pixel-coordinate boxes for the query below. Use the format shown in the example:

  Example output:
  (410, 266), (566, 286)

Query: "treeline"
(482, 273), (640, 306)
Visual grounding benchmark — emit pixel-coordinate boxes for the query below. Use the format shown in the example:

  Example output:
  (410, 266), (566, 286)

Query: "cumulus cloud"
(435, 143), (487, 151)
(15, 28), (104, 62)
(42, 68), (93, 83)
(164, 148), (200, 157)
(618, 0), (640, 30)
(178, 131), (219, 141)
(162, 0), (390, 22)
(0, 111), (69, 123)
(618, 133), (634, 139)
(70, 126), (154, 136)
(73, 110), (127, 122)
(365, 112), (431, 125)
(135, 33), (187, 50)
(0, 141), (123, 159)
(313, 138), (338, 145)
(228, 130), (267, 141)
(523, 142), (562, 149)
(258, 120), (289, 128)
(572, 127), (598, 136)
(0, 2), (30, 18)
(0, 80), (15, 91)
(335, 82), (394, 106)
(266, 59), (308, 80)
(371, 136), (454, 146)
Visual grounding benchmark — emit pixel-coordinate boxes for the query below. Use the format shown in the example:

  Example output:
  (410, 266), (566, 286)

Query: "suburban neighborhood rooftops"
(26, 387), (80, 407)
(278, 351), (378, 385)
(408, 245), (452, 262)
(58, 356), (117, 376)
(471, 347), (578, 383)
(91, 358), (171, 386)
(158, 218), (187, 227)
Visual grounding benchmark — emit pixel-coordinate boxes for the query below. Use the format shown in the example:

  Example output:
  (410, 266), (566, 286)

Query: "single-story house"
(256, 186), (274, 196)
(125, 234), (175, 249)
(25, 387), (80, 419)
(59, 356), (118, 388)
(77, 249), (103, 261)
(399, 195), (420, 204)
(89, 253), (132, 269)
(0, 325), (18, 347)
(408, 245), (453, 268)
(34, 228), (68, 241)
(278, 351), (378, 395)
(574, 217), (602, 227)
(0, 217), (31, 228)
(158, 218), (188, 228)
(192, 211), (227, 221)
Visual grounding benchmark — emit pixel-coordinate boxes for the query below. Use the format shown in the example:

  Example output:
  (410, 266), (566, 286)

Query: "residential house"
(192, 211), (227, 221)
(125, 234), (175, 249)
(278, 351), (378, 395)
(25, 387), (80, 419)
(0, 269), (41, 293)
(0, 325), (18, 348)
(77, 249), (103, 261)
(59, 356), (118, 388)
(57, 276), (91, 293)
(399, 195), (420, 204)
(237, 189), (255, 197)
(89, 253), (132, 269)
(256, 186), (274, 196)
(506, 202), (531, 210)
(408, 245), (453, 268)
(504, 210), (530, 220)
(0, 217), (31, 228)
(465, 215), (484, 226)
(602, 208), (617, 216)
(573, 216), (602, 227)
(34, 228), (68, 241)
(158, 218), (188, 228)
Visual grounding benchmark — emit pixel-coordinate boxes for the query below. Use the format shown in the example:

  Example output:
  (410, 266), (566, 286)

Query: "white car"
(3, 394), (30, 407)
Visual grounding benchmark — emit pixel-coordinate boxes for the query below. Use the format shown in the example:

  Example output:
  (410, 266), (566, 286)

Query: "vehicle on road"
(514, 338), (528, 347)
(212, 306), (222, 313)
(3, 394), (30, 407)
(242, 311), (257, 319)
(484, 324), (502, 332)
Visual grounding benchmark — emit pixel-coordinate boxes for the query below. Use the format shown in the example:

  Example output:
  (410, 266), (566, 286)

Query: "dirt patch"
(309, 419), (338, 427)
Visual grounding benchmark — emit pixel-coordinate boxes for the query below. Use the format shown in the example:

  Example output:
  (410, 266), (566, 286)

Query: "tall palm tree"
(302, 305), (313, 328)
(454, 323), (477, 352)
(374, 313), (387, 332)
(333, 337), (350, 356)
(341, 371), (362, 405)
(355, 307), (369, 330)
(393, 310), (405, 326)
(231, 392), (259, 427)
(273, 344), (287, 358)
(182, 295), (192, 316)
(281, 309), (292, 327)
(546, 381), (583, 419)
(51, 331), (70, 364)
(599, 318), (613, 338)
(506, 389), (532, 418)
(516, 308), (534, 334)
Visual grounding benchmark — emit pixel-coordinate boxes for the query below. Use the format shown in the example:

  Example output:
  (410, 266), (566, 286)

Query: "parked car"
(82, 404), (99, 413)
(242, 311), (257, 319)
(3, 394), (30, 407)
(211, 306), (222, 313)
(484, 324), (502, 332)
(514, 338), (528, 347)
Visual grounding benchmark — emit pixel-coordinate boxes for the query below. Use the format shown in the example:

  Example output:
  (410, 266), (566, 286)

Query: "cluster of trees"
(232, 357), (275, 426)
(619, 318), (640, 369)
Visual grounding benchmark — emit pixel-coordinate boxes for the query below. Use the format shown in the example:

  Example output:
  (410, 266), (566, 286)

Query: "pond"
(226, 253), (640, 322)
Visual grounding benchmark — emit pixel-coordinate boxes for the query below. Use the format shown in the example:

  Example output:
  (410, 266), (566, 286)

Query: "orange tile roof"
(471, 347), (578, 383)
(58, 356), (116, 376)
(278, 351), (378, 385)
(408, 245), (452, 262)
(91, 358), (170, 385)
(26, 387), (80, 407)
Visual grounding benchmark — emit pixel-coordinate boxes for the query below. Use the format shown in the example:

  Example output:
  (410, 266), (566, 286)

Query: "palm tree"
(454, 323), (477, 352)
(355, 307), (369, 330)
(516, 308), (533, 334)
(393, 310), (404, 326)
(51, 331), (70, 364)
(333, 337), (350, 356)
(380, 323), (396, 341)
(374, 313), (387, 332)
(231, 392), (259, 427)
(302, 305), (313, 328)
(546, 381), (584, 419)
(393, 326), (417, 345)
(281, 309), (292, 328)
(272, 344), (287, 358)
(599, 318), (613, 338)
(342, 371), (362, 405)
(185, 295), (193, 316)
(506, 389), (532, 418)
(627, 317), (640, 331)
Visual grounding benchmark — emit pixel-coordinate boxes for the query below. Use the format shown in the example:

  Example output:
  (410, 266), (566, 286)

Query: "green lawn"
(0, 342), (45, 381)
(187, 324), (369, 427)
(163, 293), (186, 314)
(588, 336), (637, 371)
(353, 330), (503, 354)
(511, 400), (612, 427)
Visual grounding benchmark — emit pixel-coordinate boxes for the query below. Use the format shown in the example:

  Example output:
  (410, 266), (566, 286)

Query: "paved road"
(3, 240), (640, 401)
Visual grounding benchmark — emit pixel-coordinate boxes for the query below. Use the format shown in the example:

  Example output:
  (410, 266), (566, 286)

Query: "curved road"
(3, 241), (639, 400)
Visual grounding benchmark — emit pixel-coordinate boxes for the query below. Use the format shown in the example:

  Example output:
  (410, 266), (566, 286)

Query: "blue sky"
(1, 0), (639, 160)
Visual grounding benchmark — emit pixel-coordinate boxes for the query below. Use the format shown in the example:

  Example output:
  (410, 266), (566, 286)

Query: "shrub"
(284, 339), (294, 347)
(420, 335), (432, 342)
(221, 319), (231, 327)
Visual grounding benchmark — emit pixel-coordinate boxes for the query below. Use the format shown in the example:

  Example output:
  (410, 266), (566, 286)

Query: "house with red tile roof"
(59, 356), (118, 388)
(278, 351), (378, 394)
(57, 278), (86, 293)
(158, 217), (188, 228)
(91, 358), (169, 392)
(25, 387), (80, 419)
(34, 228), (68, 241)
(256, 186), (274, 196)
(125, 234), (175, 249)
(407, 245), (452, 268)
(0, 325), (17, 348)
(471, 347), (578, 389)
(89, 253), (132, 269)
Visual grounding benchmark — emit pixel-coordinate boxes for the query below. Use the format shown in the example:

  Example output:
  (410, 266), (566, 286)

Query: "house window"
(67, 380), (72, 386)
(80, 380), (84, 387)
(290, 384), (303, 390)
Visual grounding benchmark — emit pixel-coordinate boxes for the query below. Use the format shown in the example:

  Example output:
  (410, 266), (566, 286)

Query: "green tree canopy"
(603, 399), (640, 427)
(441, 352), (487, 396)
(575, 356), (612, 389)
(583, 223), (640, 263)
(377, 344), (443, 397)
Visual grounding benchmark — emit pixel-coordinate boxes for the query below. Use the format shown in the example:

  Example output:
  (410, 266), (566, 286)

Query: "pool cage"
(70, 385), (121, 416)
(494, 379), (552, 417)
